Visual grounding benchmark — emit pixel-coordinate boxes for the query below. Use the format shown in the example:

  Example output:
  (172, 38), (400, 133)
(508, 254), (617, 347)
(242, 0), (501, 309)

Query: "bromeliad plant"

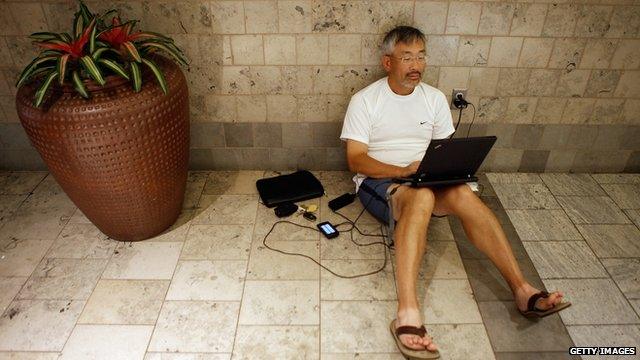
(16, 1), (188, 107)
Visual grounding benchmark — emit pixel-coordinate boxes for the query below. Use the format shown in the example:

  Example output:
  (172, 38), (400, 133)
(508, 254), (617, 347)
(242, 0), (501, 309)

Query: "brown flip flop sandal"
(389, 319), (440, 359)
(519, 291), (572, 318)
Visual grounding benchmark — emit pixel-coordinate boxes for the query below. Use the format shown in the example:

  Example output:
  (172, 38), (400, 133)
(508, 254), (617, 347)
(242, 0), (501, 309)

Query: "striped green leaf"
(72, 70), (89, 98)
(130, 61), (141, 92)
(139, 41), (188, 65)
(89, 24), (97, 54)
(56, 54), (70, 85)
(60, 33), (72, 43)
(91, 47), (111, 61)
(98, 58), (129, 80)
(73, 12), (83, 39)
(29, 32), (62, 41)
(122, 41), (142, 62)
(79, 1), (92, 23)
(141, 58), (167, 94)
(16, 55), (58, 88)
(80, 55), (105, 86)
(34, 70), (58, 107)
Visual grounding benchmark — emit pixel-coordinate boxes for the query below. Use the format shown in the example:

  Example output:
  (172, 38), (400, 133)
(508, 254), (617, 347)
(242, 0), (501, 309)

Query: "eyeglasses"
(388, 54), (427, 64)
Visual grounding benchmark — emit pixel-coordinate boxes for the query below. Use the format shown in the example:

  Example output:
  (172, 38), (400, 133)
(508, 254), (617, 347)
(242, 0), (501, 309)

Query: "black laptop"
(394, 136), (497, 187)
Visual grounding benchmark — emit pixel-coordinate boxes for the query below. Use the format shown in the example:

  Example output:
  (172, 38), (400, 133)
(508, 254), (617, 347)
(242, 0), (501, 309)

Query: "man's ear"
(381, 55), (391, 72)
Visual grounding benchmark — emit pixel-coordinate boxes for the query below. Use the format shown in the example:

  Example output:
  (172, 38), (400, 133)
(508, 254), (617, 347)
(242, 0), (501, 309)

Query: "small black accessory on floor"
(328, 192), (356, 211)
(256, 170), (324, 208)
(274, 202), (298, 218)
(302, 211), (317, 221)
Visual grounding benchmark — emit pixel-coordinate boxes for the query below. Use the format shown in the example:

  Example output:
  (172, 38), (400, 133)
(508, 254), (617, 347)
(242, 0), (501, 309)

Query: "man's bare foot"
(514, 283), (564, 312)
(396, 308), (438, 352)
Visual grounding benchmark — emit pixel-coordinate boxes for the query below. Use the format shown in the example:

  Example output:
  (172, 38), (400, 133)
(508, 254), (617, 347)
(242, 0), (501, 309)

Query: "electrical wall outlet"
(450, 88), (468, 109)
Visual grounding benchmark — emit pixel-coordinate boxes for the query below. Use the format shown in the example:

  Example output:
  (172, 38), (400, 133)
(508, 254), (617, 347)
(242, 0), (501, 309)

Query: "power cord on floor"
(261, 181), (393, 279)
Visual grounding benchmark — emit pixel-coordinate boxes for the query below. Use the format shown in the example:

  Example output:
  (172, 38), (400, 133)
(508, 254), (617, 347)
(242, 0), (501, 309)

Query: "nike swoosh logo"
(420, 121), (427, 125)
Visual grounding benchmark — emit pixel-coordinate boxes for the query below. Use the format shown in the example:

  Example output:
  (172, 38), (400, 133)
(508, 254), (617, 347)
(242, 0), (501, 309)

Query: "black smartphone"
(317, 221), (339, 239)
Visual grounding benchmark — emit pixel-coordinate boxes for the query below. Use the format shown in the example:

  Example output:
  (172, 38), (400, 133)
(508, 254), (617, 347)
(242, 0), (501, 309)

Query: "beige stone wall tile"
(278, 0), (313, 33)
(297, 34), (328, 65)
(534, 97), (567, 124)
(311, 66), (346, 95)
(184, 61), (221, 96)
(205, 95), (237, 123)
(5, 36), (39, 67)
(562, 98), (596, 124)
(426, 35), (460, 66)
(622, 100), (640, 124)
(574, 5), (614, 37)
(528, 69), (561, 96)
(610, 40), (640, 69)
(505, 98), (538, 124)
(518, 38), (554, 68)
(497, 68), (531, 96)
(477, 97), (508, 123)
(446, 2), (482, 35)
(456, 36), (490, 66)
(86, 1), (144, 23)
(606, 6), (640, 38)
(414, 1), (448, 34)
(344, 1), (379, 34)
(280, 66), (298, 94)
(438, 67), (470, 97)
(542, 3), (579, 37)
(140, 1), (214, 35)
(41, 2), (77, 33)
(231, 35), (264, 65)
(190, 95), (207, 122)
(250, 66), (295, 95)
(237, 95), (267, 122)
(548, 38), (587, 70)
(292, 66), (315, 94)
(614, 71), (640, 98)
(329, 34), (361, 65)
(296, 95), (327, 122)
(311, 1), (376, 33)
(556, 69), (591, 97)
(267, 95), (297, 122)
(378, 1), (414, 33)
(6, 2), (47, 35)
(343, 65), (385, 95)
(488, 37), (523, 67)
(245, 1), (279, 33)
(478, 3), (515, 36)
(588, 98), (624, 124)
(580, 39), (619, 69)
(264, 35), (296, 65)
(511, 3), (547, 37)
(469, 68), (500, 96)
(585, 70), (622, 97)
(0, 38), (13, 67)
(423, 66), (440, 88)
(219, 66), (253, 94)
(362, 34), (384, 65)
(222, 36), (234, 65)
(327, 94), (350, 122)
(211, 1), (245, 34)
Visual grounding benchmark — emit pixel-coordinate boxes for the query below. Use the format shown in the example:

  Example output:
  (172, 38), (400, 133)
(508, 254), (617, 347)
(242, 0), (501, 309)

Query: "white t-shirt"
(340, 77), (455, 191)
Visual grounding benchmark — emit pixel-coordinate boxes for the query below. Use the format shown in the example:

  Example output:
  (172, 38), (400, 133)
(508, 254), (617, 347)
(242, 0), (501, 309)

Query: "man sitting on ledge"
(339, 25), (571, 359)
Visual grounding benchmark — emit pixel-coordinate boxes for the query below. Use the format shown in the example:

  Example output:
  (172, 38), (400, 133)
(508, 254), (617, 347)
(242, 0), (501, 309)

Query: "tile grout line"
(472, 172), (577, 352)
(229, 170), (265, 358)
(143, 171), (205, 356)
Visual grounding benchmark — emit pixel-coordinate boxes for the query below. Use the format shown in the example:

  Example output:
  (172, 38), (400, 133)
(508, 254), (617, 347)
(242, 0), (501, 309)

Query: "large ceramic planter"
(15, 56), (190, 241)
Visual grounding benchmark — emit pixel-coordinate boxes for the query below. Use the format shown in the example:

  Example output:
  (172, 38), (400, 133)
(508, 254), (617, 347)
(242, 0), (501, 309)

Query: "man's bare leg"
(391, 185), (438, 352)
(432, 185), (565, 311)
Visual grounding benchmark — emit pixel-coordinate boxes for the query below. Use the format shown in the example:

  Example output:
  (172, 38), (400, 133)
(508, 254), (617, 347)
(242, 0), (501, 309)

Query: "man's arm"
(346, 139), (419, 179)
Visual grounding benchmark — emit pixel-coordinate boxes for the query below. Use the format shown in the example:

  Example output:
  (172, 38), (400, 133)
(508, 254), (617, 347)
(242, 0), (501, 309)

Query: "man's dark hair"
(381, 26), (426, 55)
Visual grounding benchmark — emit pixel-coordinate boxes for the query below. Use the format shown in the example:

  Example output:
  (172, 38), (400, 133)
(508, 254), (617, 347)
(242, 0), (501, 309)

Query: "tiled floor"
(0, 171), (638, 359)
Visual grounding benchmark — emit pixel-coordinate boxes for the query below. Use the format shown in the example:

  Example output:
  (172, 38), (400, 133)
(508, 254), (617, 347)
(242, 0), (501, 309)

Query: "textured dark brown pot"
(15, 56), (190, 241)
